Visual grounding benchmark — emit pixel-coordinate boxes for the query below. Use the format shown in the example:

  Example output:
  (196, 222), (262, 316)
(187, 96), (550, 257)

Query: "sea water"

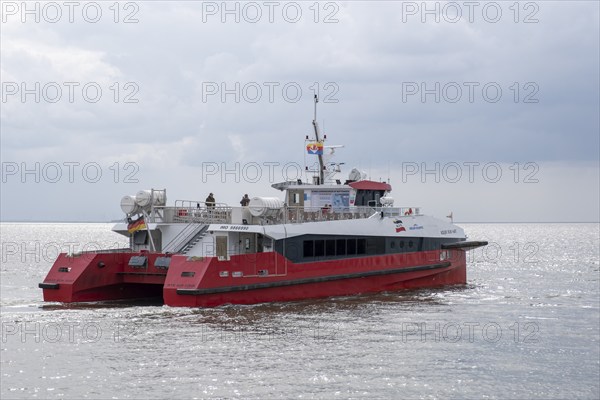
(1, 223), (598, 399)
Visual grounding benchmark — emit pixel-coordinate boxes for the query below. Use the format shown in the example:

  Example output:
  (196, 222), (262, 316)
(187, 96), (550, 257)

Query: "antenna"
(311, 94), (325, 185)
(387, 162), (390, 184)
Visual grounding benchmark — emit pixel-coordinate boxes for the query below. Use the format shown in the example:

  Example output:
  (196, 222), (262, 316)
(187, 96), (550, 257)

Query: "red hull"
(39, 251), (165, 303)
(40, 249), (466, 307)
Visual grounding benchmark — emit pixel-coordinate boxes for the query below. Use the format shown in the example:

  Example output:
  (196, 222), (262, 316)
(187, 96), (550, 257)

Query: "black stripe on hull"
(39, 283), (60, 290)
(176, 261), (452, 296)
(442, 241), (488, 250)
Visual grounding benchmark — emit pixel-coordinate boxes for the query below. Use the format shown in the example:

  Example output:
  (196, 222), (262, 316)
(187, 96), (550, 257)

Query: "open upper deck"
(142, 200), (422, 226)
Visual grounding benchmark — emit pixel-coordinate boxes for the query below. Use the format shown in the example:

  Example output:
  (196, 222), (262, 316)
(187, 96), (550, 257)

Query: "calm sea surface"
(1, 223), (598, 399)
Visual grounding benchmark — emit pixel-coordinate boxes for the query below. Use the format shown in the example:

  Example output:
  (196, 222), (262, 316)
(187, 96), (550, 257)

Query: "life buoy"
(404, 208), (413, 216)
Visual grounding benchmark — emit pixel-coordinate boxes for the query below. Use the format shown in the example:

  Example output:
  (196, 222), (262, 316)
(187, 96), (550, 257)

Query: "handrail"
(174, 200), (229, 209)
(282, 205), (421, 223)
(69, 247), (133, 256)
(163, 223), (205, 253)
(151, 202), (420, 225)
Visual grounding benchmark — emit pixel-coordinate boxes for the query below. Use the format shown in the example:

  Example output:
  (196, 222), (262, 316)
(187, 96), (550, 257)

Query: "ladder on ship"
(162, 223), (209, 254)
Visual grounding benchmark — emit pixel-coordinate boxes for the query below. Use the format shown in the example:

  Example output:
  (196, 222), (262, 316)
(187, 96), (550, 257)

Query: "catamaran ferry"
(39, 97), (487, 307)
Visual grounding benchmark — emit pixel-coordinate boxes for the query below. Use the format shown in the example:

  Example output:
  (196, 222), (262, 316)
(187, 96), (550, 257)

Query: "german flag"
(127, 217), (146, 234)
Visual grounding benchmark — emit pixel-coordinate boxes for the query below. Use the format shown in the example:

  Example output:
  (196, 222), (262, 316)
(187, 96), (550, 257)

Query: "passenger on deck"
(240, 194), (250, 206)
(206, 193), (215, 209)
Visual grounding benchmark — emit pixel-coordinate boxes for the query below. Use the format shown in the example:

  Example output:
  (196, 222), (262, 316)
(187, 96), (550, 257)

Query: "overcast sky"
(1, 1), (598, 222)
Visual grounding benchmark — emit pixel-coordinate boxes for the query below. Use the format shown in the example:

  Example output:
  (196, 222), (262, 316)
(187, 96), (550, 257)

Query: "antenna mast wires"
(311, 94), (325, 185)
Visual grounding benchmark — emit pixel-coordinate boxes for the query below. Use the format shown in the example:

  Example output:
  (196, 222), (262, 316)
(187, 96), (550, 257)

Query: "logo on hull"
(393, 219), (406, 232)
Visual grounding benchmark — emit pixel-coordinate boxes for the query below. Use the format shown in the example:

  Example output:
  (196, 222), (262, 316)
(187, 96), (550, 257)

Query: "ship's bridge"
(272, 178), (392, 211)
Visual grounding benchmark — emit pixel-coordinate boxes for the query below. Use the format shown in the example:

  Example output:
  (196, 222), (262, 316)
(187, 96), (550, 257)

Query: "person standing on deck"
(240, 194), (250, 206)
(206, 193), (215, 208)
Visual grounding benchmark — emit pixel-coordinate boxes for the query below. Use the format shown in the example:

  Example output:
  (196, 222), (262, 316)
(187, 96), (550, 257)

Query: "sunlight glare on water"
(1, 223), (598, 399)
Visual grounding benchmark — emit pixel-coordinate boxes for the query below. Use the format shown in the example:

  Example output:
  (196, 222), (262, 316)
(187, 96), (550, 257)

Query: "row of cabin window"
(302, 237), (414, 258)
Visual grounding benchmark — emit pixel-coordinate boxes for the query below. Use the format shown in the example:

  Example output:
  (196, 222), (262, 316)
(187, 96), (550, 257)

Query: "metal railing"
(162, 223), (207, 253)
(68, 247), (133, 257)
(152, 200), (233, 224)
(280, 206), (421, 223)
(151, 201), (421, 225)
(282, 206), (373, 223)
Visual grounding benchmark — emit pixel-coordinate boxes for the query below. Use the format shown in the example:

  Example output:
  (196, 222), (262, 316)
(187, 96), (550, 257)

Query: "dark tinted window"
(326, 240), (336, 256)
(336, 239), (346, 256)
(357, 238), (366, 254)
(347, 239), (357, 255)
(133, 230), (148, 245)
(315, 240), (325, 257)
(303, 241), (313, 257)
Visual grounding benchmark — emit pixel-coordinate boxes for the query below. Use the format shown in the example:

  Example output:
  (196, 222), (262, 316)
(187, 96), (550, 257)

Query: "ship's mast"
(312, 94), (325, 185)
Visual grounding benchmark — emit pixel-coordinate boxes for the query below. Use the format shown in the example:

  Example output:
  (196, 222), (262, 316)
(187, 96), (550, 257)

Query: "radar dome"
(349, 168), (366, 182)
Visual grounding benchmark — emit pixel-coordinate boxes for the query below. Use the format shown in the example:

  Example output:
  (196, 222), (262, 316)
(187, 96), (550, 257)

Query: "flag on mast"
(306, 142), (323, 155)
(128, 217), (146, 234)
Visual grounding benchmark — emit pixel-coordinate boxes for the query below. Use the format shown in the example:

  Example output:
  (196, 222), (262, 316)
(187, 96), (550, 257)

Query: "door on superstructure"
(216, 236), (228, 260)
(287, 189), (305, 222)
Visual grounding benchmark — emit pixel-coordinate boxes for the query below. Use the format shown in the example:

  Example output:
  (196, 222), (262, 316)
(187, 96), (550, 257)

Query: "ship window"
(129, 256), (147, 267)
(133, 230), (148, 245)
(357, 239), (366, 255)
(399, 241), (404, 249)
(154, 257), (171, 268)
(409, 240), (414, 248)
(326, 240), (336, 256)
(366, 238), (378, 255)
(390, 241), (395, 249)
(347, 239), (357, 255)
(336, 239), (346, 256)
(303, 240), (314, 257)
(315, 240), (325, 257)
(376, 237), (386, 254)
